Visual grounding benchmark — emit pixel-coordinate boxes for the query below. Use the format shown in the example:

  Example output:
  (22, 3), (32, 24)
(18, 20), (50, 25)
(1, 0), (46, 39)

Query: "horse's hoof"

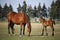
(13, 34), (15, 36)
(46, 33), (48, 36)
(28, 35), (30, 36)
(23, 33), (25, 36)
(52, 34), (54, 36)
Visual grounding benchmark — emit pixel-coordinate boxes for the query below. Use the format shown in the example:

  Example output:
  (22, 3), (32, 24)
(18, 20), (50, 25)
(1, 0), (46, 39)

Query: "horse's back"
(7, 12), (25, 18)
(7, 12), (18, 16)
(7, 12), (28, 24)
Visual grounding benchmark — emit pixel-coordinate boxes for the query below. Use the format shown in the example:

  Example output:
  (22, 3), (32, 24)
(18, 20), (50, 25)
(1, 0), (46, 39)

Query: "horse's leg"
(8, 22), (10, 34)
(41, 27), (44, 36)
(23, 23), (26, 35)
(45, 26), (48, 36)
(51, 25), (54, 36)
(20, 24), (22, 35)
(11, 23), (14, 34)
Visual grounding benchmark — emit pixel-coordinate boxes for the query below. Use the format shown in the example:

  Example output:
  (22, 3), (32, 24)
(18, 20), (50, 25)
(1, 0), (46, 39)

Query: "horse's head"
(39, 17), (45, 23)
(24, 14), (31, 36)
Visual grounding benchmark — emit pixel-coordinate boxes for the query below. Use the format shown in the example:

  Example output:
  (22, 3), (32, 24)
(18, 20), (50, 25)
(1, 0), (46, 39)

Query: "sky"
(0, 0), (55, 12)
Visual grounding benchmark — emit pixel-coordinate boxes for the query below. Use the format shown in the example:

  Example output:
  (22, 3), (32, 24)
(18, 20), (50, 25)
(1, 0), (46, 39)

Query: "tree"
(50, 0), (55, 19)
(37, 3), (41, 17)
(42, 3), (47, 17)
(33, 6), (38, 22)
(47, 7), (51, 17)
(33, 6), (37, 17)
(54, 0), (60, 20)
(3, 3), (9, 17)
(22, 1), (27, 14)
(17, 4), (22, 13)
(50, 0), (60, 20)
(28, 5), (34, 17)
(0, 4), (2, 19)
(9, 4), (13, 12)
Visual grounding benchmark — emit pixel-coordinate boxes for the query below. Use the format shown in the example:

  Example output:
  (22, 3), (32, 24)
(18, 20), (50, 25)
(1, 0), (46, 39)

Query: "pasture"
(0, 22), (60, 40)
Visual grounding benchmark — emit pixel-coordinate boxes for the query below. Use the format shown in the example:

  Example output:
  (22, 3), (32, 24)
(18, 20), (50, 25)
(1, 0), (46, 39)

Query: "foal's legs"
(45, 26), (48, 36)
(51, 25), (54, 36)
(8, 22), (10, 34)
(23, 23), (26, 35)
(20, 24), (22, 35)
(10, 23), (14, 34)
(41, 27), (44, 36)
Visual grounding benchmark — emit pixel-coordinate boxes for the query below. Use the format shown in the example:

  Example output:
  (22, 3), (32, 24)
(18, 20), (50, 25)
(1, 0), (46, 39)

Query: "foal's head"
(40, 17), (46, 23)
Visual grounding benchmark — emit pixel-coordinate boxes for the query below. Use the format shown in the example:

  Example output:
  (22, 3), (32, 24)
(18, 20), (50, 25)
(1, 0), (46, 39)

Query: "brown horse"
(39, 17), (55, 36)
(7, 12), (31, 36)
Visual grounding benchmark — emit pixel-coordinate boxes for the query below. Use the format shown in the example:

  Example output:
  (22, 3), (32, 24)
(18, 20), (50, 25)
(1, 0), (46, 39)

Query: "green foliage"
(38, 3), (41, 11)
(17, 4), (22, 13)
(0, 1), (47, 21)
(0, 3), (13, 21)
(2, 3), (13, 18)
(22, 1), (27, 13)
(42, 4), (47, 17)
(3, 3), (9, 17)
(33, 6), (37, 17)
(50, 1), (56, 19)
(37, 3), (41, 17)
(28, 5), (33, 17)
(9, 4), (13, 12)
(0, 4), (2, 18)
(50, 0), (60, 20)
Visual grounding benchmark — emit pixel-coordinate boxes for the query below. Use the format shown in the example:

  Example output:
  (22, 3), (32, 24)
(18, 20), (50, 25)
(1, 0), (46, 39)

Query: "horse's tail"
(28, 23), (31, 33)
(53, 20), (55, 25)
(27, 22), (31, 36)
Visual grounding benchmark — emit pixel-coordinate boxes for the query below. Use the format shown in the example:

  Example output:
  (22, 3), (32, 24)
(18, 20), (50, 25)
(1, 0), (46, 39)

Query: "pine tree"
(37, 3), (41, 17)
(47, 7), (51, 17)
(17, 4), (21, 13)
(42, 3), (47, 17)
(0, 4), (2, 19)
(9, 4), (13, 12)
(55, 0), (60, 20)
(28, 5), (33, 17)
(50, 0), (55, 19)
(50, 0), (60, 20)
(33, 6), (37, 17)
(22, 1), (27, 14)
(38, 3), (41, 12)
(3, 3), (9, 17)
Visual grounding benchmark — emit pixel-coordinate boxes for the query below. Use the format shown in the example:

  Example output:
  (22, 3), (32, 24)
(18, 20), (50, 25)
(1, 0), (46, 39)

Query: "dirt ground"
(0, 22), (60, 40)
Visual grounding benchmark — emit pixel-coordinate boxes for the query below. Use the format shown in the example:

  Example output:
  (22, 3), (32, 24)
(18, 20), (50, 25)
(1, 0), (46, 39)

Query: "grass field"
(0, 22), (60, 40)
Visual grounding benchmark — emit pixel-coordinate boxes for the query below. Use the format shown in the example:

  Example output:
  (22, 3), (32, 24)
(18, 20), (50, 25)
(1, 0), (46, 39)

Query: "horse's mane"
(40, 17), (45, 20)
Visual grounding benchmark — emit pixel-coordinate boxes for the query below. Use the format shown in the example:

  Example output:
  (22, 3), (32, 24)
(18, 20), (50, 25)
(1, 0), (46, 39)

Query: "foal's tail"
(53, 20), (56, 25)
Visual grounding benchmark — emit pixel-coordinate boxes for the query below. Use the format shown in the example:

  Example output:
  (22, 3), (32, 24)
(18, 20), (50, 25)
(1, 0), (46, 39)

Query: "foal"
(39, 17), (55, 36)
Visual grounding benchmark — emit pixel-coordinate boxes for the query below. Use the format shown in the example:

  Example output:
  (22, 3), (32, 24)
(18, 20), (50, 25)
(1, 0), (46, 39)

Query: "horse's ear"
(40, 16), (41, 18)
(40, 17), (43, 19)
